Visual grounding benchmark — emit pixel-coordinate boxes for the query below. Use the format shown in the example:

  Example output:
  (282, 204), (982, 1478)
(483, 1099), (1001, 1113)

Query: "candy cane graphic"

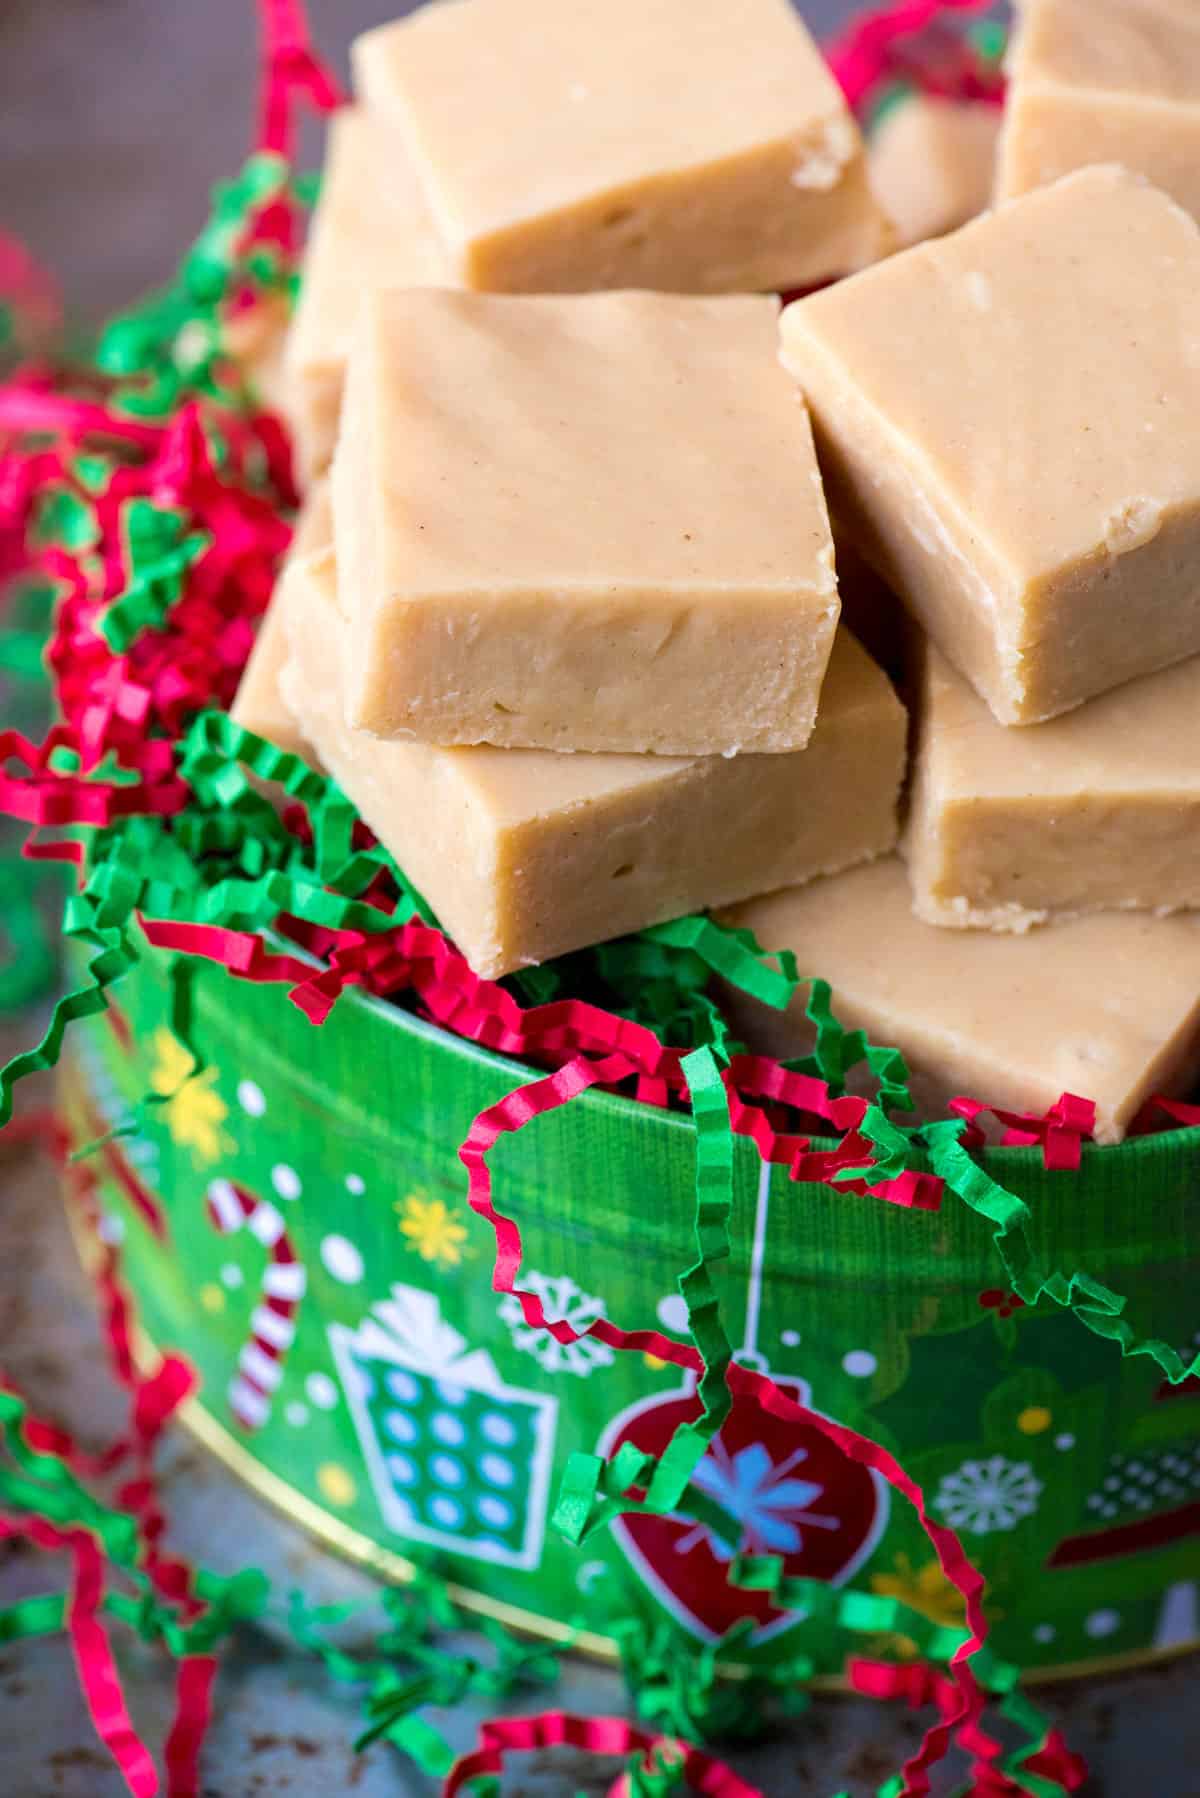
(205, 1177), (306, 1430)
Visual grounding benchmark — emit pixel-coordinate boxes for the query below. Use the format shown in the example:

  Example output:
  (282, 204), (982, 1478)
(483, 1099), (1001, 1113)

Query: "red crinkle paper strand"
(949, 1092), (1097, 1170)
(256, 0), (345, 155)
(1, 1125), (215, 1796)
(826, 0), (999, 108)
(443, 1711), (763, 1798)
(458, 1058), (989, 1798)
(0, 1516), (160, 1797)
(0, 226), (63, 351)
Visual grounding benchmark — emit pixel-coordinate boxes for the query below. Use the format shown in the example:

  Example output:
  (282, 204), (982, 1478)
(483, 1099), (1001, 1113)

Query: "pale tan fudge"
(907, 644), (1200, 931)
(278, 498), (905, 980)
(721, 857), (1200, 1143)
(231, 596), (313, 763)
(351, 0), (889, 296)
(997, 0), (1200, 221)
(283, 108), (451, 482)
(334, 289), (840, 756)
(225, 293), (294, 422)
(781, 166), (1200, 727)
(869, 97), (1000, 248)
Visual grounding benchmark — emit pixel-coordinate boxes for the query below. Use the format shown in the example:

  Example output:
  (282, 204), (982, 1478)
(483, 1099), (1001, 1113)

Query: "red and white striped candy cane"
(205, 1177), (306, 1430)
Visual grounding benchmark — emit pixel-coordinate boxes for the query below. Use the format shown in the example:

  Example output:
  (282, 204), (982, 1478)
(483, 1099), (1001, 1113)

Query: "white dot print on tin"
(387, 1454), (417, 1487)
(655, 1294), (689, 1335)
(320, 1235), (364, 1285)
(480, 1453), (516, 1489)
(482, 1413), (517, 1448)
(237, 1080), (267, 1117)
(478, 1495), (513, 1529)
(432, 1412), (466, 1448)
(271, 1164), (302, 1201)
(385, 1410), (418, 1446)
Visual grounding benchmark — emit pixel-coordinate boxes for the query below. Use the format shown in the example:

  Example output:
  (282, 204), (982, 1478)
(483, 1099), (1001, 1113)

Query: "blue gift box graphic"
(329, 1284), (559, 1570)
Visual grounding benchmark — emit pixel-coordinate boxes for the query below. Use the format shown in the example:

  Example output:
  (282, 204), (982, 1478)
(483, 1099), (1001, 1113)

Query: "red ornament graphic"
(598, 1162), (887, 1642)
(600, 1375), (888, 1643)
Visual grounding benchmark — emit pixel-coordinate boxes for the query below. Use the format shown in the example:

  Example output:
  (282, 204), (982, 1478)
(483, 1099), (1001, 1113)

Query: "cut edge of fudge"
(904, 641), (1200, 932)
(230, 594), (315, 765)
(718, 855), (1200, 1144)
(995, 0), (1200, 205)
(279, 495), (906, 978)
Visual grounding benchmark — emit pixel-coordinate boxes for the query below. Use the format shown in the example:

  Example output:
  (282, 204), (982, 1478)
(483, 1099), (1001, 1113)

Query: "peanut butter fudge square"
(279, 494), (906, 980)
(997, 0), (1200, 223)
(782, 166), (1200, 725)
(333, 289), (840, 756)
(906, 643), (1200, 931)
(283, 108), (451, 484)
(352, 0), (889, 295)
(722, 857), (1200, 1144)
(869, 95), (1000, 249)
(230, 597), (314, 765)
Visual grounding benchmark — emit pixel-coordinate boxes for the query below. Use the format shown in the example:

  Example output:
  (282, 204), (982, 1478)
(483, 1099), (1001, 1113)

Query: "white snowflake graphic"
(934, 1456), (1043, 1535)
(497, 1271), (615, 1379)
(678, 1441), (841, 1561)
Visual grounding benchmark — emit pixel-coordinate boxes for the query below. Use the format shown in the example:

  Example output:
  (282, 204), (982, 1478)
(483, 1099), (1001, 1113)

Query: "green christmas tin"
(62, 940), (1200, 1683)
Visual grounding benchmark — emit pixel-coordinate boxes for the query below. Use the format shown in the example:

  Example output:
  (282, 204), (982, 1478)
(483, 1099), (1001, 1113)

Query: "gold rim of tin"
(63, 1172), (1200, 1692)
(169, 1386), (1200, 1690)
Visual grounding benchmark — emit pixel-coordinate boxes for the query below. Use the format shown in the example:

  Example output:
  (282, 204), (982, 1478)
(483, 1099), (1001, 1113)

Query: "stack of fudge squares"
(234, 0), (1200, 1149)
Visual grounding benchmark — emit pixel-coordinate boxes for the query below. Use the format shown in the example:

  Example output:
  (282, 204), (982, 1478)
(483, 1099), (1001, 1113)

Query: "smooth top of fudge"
(918, 640), (1200, 800)
(1008, 0), (1200, 104)
(353, 0), (863, 253)
(340, 283), (835, 635)
(721, 856), (1200, 1142)
(868, 97), (1000, 247)
(782, 165), (1200, 592)
(286, 107), (450, 380)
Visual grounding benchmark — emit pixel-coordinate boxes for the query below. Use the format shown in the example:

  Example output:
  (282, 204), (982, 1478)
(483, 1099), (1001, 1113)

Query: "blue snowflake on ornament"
(680, 1440), (841, 1560)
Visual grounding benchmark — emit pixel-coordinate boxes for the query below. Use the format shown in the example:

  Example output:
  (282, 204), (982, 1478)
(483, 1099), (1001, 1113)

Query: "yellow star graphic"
(394, 1191), (469, 1266)
(147, 1028), (232, 1165)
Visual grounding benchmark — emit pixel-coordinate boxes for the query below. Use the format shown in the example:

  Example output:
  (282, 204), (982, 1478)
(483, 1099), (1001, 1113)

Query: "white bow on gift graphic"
(354, 1284), (505, 1392)
(327, 1283), (559, 1572)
